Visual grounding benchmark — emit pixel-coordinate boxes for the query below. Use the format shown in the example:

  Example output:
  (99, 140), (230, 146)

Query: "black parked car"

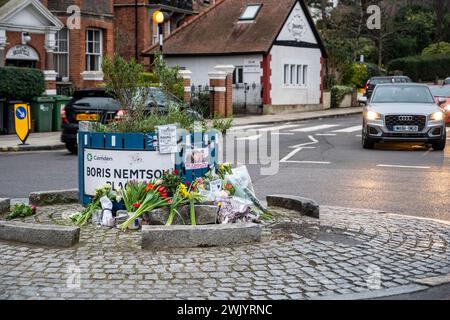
(61, 87), (201, 154)
(363, 76), (412, 100)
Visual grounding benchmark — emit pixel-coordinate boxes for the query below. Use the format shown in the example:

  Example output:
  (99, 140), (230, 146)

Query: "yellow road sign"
(14, 103), (31, 144)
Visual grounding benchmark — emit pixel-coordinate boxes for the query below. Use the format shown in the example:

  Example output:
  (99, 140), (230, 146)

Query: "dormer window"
(239, 4), (262, 21)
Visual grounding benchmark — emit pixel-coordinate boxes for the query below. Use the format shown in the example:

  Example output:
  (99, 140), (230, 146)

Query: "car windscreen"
(369, 78), (392, 85)
(429, 86), (450, 97)
(371, 86), (435, 104)
(146, 89), (182, 107)
(72, 97), (119, 109)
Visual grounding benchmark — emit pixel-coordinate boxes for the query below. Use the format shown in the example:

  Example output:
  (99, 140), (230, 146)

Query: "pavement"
(0, 203), (448, 300)
(0, 107), (362, 153)
(0, 132), (65, 152)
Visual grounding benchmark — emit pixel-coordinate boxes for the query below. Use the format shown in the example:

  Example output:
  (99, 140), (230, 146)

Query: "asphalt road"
(0, 114), (449, 220)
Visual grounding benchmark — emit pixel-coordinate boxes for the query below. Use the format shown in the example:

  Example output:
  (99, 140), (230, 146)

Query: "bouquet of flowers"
(71, 184), (118, 226)
(119, 181), (170, 230)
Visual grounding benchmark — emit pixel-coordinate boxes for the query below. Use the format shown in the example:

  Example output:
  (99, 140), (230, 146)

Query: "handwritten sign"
(157, 124), (178, 154)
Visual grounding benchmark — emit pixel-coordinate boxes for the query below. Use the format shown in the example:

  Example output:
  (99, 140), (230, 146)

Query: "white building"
(143, 0), (328, 115)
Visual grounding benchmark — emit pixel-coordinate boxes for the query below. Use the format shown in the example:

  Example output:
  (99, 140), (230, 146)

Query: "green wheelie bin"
(30, 96), (54, 132)
(52, 95), (71, 131)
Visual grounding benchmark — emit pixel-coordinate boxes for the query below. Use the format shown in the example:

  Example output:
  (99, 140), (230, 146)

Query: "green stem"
(166, 207), (177, 226)
(190, 200), (196, 226)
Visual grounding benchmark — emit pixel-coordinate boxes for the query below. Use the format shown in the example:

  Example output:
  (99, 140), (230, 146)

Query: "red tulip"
(173, 169), (179, 175)
(133, 202), (141, 209)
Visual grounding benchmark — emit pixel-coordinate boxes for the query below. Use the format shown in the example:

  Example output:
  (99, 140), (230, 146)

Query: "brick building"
(0, 0), (212, 94)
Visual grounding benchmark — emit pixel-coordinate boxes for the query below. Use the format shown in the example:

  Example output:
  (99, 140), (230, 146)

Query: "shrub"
(422, 42), (450, 56)
(387, 54), (450, 82)
(152, 53), (184, 100)
(341, 63), (368, 88)
(190, 91), (211, 118)
(365, 63), (385, 79)
(331, 85), (353, 108)
(0, 67), (45, 100)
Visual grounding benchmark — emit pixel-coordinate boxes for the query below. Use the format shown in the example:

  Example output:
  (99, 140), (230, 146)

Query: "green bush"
(387, 54), (450, 81)
(0, 67), (45, 100)
(190, 91), (211, 118)
(422, 42), (450, 56)
(331, 85), (353, 108)
(365, 63), (385, 79)
(341, 63), (368, 88)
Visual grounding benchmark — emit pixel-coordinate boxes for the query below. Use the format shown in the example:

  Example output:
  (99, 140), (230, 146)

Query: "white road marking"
(281, 135), (323, 163)
(376, 164), (431, 169)
(316, 133), (337, 136)
(256, 124), (303, 132)
(272, 132), (295, 136)
(331, 125), (362, 133)
(289, 135), (320, 149)
(230, 124), (265, 131)
(237, 134), (261, 141)
(356, 135), (362, 137)
(284, 161), (331, 165)
(291, 124), (340, 133)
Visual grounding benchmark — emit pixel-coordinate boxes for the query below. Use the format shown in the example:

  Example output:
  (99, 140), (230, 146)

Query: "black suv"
(61, 88), (201, 154)
(364, 76), (412, 100)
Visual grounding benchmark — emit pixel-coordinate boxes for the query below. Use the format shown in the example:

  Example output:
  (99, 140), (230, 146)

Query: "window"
(239, 4), (262, 21)
(54, 28), (69, 81)
(86, 29), (103, 71)
(284, 64), (289, 85)
(303, 65), (308, 85)
(290, 65), (296, 85)
(233, 66), (244, 84)
(296, 65), (302, 85)
(283, 64), (308, 86)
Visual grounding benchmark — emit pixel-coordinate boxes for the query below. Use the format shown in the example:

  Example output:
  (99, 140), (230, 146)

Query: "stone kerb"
(29, 189), (79, 206)
(267, 195), (320, 219)
(142, 223), (262, 249)
(0, 221), (80, 247)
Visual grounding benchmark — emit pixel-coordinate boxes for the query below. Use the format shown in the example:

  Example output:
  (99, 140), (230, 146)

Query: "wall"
(269, 45), (322, 106)
(267, 0), (323, 111)
(165, 54), (263, 86)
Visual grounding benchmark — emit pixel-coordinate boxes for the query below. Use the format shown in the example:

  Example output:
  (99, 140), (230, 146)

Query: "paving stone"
(0, 204), (448, 300)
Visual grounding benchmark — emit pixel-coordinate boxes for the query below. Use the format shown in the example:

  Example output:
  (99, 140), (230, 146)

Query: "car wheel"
(362, 131), (375, 149)
(432, 138), (446, 151)
(66, 142), (78, 155)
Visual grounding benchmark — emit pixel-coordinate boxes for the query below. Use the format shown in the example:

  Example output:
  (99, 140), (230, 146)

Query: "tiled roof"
(143, 0), (315, 56)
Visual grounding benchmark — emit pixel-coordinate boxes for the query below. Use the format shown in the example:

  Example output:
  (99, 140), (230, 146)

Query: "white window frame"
(302, 65), (308, 86)
(85, 28), (103, 72)
(233, 66), (244, 84)
(54, 28), (69, 81)
(240, 4), (262, 21)
(283, 64), (308, 88)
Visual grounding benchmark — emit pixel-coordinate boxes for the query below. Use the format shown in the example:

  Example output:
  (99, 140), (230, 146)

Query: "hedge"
(387, 54), (450, 82)
(331, 85), (354, 108)
(0, 67), (45, 101)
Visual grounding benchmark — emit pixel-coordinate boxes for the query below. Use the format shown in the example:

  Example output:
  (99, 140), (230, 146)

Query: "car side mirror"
(358, 96), (368, 105)
(438, 97), (446, 105)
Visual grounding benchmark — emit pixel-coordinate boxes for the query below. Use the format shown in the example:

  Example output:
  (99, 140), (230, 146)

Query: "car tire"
(66, 142), (78, 155)
(432, 137), (446, 151)
(362, 129), (375, 149)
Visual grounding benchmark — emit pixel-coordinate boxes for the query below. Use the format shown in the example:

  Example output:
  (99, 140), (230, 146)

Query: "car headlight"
(430, 111), (444, 121)
(366, 111), (381, 121)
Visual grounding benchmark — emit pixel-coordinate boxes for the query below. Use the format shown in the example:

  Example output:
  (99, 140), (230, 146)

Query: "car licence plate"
(393, 125), (419, 132)
(76, 114), (98, 121)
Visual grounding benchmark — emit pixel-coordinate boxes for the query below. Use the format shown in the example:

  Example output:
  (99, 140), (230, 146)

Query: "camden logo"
(87, 153), (93, 162)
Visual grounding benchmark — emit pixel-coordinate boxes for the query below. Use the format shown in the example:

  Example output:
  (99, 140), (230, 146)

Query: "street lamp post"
(152, 10), (166, 60)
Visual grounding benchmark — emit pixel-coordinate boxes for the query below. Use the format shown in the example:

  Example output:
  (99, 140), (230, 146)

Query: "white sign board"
(157, 124), (178, 154)
(84, 148), (174, 196)
(244, 59), (260, 73)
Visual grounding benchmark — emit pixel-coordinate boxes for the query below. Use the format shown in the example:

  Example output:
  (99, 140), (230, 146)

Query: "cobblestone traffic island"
(0, 204), (449, 300)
